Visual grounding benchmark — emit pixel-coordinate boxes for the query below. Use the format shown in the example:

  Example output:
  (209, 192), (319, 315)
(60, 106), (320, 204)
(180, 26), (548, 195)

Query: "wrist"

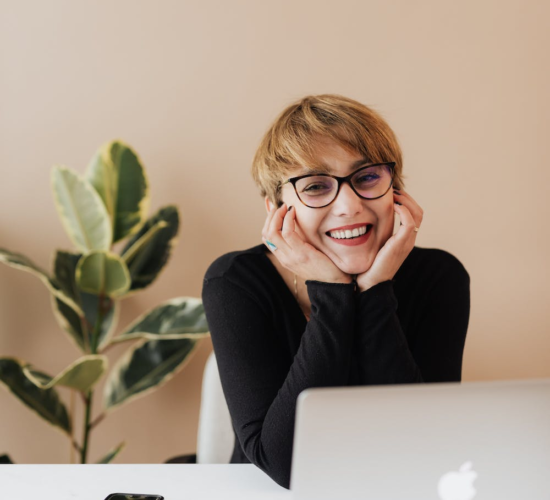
(356, 276), (378, 293)
(329, 273), (353, 285)
(357, 283), (374, 293)
(306, 274), (353, 285)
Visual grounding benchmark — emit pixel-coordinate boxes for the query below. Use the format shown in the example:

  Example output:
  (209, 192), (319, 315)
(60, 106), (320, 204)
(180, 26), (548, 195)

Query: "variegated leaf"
(86, 140), (150, 243)
(111, 297), (209, 344)
(23, 355), (107, 392)
(53, 251), (119, 351)
(76, 251), (130, 298)
(120, 206), (179, 293)
(51, 165), (112, 252)
(103, 338), (198, 411)
(0, 248), (82, 315)
(0, 358), (71, 434)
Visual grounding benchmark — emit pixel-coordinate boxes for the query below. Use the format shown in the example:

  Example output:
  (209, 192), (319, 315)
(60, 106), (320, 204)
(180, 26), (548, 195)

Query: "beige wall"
(1, 0), (548, 464)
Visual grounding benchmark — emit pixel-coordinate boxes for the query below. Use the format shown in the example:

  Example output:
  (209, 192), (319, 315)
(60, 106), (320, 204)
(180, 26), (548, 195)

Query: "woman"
(202, 94), (470, 489)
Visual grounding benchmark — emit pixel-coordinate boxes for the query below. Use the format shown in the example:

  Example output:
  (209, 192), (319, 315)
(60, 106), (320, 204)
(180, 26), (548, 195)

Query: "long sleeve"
(406, 253), (471, 382)
(352, 280), (424, 384)
(202, 274), (356, 489)
(351, 249), (471, 385)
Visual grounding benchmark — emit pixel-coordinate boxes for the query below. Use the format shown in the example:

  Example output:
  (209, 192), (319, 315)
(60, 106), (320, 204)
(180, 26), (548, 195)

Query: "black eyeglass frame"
(278, 161), (396, 209)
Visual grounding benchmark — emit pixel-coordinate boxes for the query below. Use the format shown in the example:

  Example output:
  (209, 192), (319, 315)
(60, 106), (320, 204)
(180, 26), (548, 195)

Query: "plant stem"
(80, 291), (109, 463)
(80, 314), (91, 353)
(91, 293), (107, 354)
(80, 390), (93, 463)
(70, 390), (75, 463)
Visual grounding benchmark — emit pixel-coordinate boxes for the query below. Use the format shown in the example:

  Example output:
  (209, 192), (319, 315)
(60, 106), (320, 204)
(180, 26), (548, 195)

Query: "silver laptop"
(290, 378), (550, 500)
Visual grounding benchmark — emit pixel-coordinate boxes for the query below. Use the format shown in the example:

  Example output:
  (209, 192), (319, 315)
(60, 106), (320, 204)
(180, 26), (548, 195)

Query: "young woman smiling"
(202, 94), (470, 489)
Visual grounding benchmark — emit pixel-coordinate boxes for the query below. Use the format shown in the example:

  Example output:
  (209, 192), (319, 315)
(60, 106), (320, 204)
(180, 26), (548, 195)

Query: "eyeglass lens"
(295, 164), (393, 208)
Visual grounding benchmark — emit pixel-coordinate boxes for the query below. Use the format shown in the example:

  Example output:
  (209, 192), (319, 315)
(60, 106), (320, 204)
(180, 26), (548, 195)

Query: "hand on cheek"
(262, 203), (352, 285)
(356, 189), (423, 292)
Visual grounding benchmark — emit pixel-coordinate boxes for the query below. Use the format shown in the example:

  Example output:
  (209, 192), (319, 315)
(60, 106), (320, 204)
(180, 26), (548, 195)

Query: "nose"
(331, 181), (364, 217)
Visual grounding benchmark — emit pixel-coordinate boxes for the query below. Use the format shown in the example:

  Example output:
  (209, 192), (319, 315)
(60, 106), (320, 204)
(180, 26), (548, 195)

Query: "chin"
(335, 256), (374, 276)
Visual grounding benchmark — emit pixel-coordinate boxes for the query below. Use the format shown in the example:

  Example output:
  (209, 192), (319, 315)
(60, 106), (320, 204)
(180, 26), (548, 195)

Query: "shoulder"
(203, 244), (275, 305)
(202, 244), (275, 318)
(204, 244), (267, 281)
(397, 246), (470, 293)
(410, 247), (469, 279)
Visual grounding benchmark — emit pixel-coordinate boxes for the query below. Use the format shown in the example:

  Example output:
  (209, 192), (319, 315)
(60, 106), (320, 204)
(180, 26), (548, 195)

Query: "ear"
(264, 196), (275, 213)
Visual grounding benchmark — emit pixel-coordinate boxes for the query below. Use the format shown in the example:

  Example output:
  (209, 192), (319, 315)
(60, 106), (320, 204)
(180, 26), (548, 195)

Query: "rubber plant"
(0, 140), (209, 464)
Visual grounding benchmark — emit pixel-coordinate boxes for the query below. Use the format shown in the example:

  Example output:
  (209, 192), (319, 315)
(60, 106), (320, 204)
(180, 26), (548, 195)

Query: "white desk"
(0, 464), (291, 499)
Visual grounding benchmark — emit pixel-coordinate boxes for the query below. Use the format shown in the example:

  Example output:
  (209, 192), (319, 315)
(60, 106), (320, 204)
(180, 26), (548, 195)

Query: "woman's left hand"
(355, 189), (424, 292)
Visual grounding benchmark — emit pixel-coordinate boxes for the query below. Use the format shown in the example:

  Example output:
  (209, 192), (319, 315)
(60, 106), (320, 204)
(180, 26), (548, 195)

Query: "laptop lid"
(290, 378), (550, 500)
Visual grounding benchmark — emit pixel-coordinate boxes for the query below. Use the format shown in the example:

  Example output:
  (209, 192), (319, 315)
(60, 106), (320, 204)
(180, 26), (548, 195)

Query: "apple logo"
(437, 461), (478, 500)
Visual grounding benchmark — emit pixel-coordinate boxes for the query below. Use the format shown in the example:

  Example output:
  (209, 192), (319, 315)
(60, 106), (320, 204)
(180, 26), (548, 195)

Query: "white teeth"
(328, 225), (370, 239)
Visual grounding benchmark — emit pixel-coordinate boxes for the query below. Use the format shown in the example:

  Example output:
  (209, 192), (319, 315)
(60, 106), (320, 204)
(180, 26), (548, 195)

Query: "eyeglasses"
(279, 162), (395, 209)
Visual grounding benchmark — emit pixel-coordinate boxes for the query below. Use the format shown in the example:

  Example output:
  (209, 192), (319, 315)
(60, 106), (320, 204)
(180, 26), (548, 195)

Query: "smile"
(325, 224), (373, 246)
(327, 225), (371, 239)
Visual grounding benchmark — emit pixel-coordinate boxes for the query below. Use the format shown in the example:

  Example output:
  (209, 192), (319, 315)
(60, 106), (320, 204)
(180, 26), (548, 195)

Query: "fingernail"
(395, 201), (402, 206)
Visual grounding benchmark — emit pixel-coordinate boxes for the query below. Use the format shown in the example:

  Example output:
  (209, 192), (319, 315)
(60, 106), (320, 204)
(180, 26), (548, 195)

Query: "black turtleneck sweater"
(202, 244), (470, 489)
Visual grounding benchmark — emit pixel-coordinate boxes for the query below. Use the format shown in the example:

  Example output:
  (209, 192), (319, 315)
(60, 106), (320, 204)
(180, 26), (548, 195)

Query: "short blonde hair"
(252, 94), (405, 205)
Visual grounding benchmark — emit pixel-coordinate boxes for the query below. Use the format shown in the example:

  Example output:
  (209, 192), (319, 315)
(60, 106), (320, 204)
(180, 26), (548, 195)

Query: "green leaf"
(23, 355), (107, 392)
(120, 205), (179, 293)
(103, 338), (198, 411)
(0, 358), (71, 434)
(52, 251), (119, 351)
(51, 165), (112, 253)
(121, 220), (168, 264)
(0, 454), (14, 464)
(96, 441), (125, 464)
(53, 250), (83, 302)
(111, 297), (209, 344)
(0, 248), (83, 315)
(81, 292), (119, 350)
(52, 298), (87, 351)
(86, 140), (150, 243)
(76, 251), (130, 298)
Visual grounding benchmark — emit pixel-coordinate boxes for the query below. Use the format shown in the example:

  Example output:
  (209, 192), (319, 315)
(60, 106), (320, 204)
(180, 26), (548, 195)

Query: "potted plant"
(0, 140), (209, 464)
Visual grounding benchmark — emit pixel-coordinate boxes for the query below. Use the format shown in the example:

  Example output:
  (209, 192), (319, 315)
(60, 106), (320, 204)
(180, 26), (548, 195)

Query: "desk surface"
(1, 464), (290, 499)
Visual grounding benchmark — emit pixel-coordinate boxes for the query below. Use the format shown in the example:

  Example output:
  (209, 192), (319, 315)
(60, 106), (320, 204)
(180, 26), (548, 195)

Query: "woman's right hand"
(262, 203), (352, 285)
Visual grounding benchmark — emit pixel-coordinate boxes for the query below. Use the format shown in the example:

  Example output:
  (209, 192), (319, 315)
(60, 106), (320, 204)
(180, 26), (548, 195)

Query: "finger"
(280, 205), (310, 251)
(265, 203), (292, 251)
(393, 203), (419, 239)
(262, 206), (277, 239)
(268, 203), (288, 236)
(393, 191), (423, 228)
(262, 204), (282, 250)
(280, 205), (295, 240)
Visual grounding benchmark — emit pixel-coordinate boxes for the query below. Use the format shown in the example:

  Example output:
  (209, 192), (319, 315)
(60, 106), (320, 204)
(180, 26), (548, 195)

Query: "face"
(270, 138), (396, 275)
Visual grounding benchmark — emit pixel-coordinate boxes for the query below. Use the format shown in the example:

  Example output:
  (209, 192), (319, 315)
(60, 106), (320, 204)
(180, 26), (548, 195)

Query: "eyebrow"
(301, 157), (372, 176)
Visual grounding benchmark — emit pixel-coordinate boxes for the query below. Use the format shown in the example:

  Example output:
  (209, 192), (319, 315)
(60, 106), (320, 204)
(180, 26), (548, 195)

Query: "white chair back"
(196, 351), (235, 464)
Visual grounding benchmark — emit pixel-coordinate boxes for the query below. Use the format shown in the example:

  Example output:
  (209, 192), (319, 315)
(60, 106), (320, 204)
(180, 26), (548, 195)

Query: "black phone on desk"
(104, 494), (164, 500)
